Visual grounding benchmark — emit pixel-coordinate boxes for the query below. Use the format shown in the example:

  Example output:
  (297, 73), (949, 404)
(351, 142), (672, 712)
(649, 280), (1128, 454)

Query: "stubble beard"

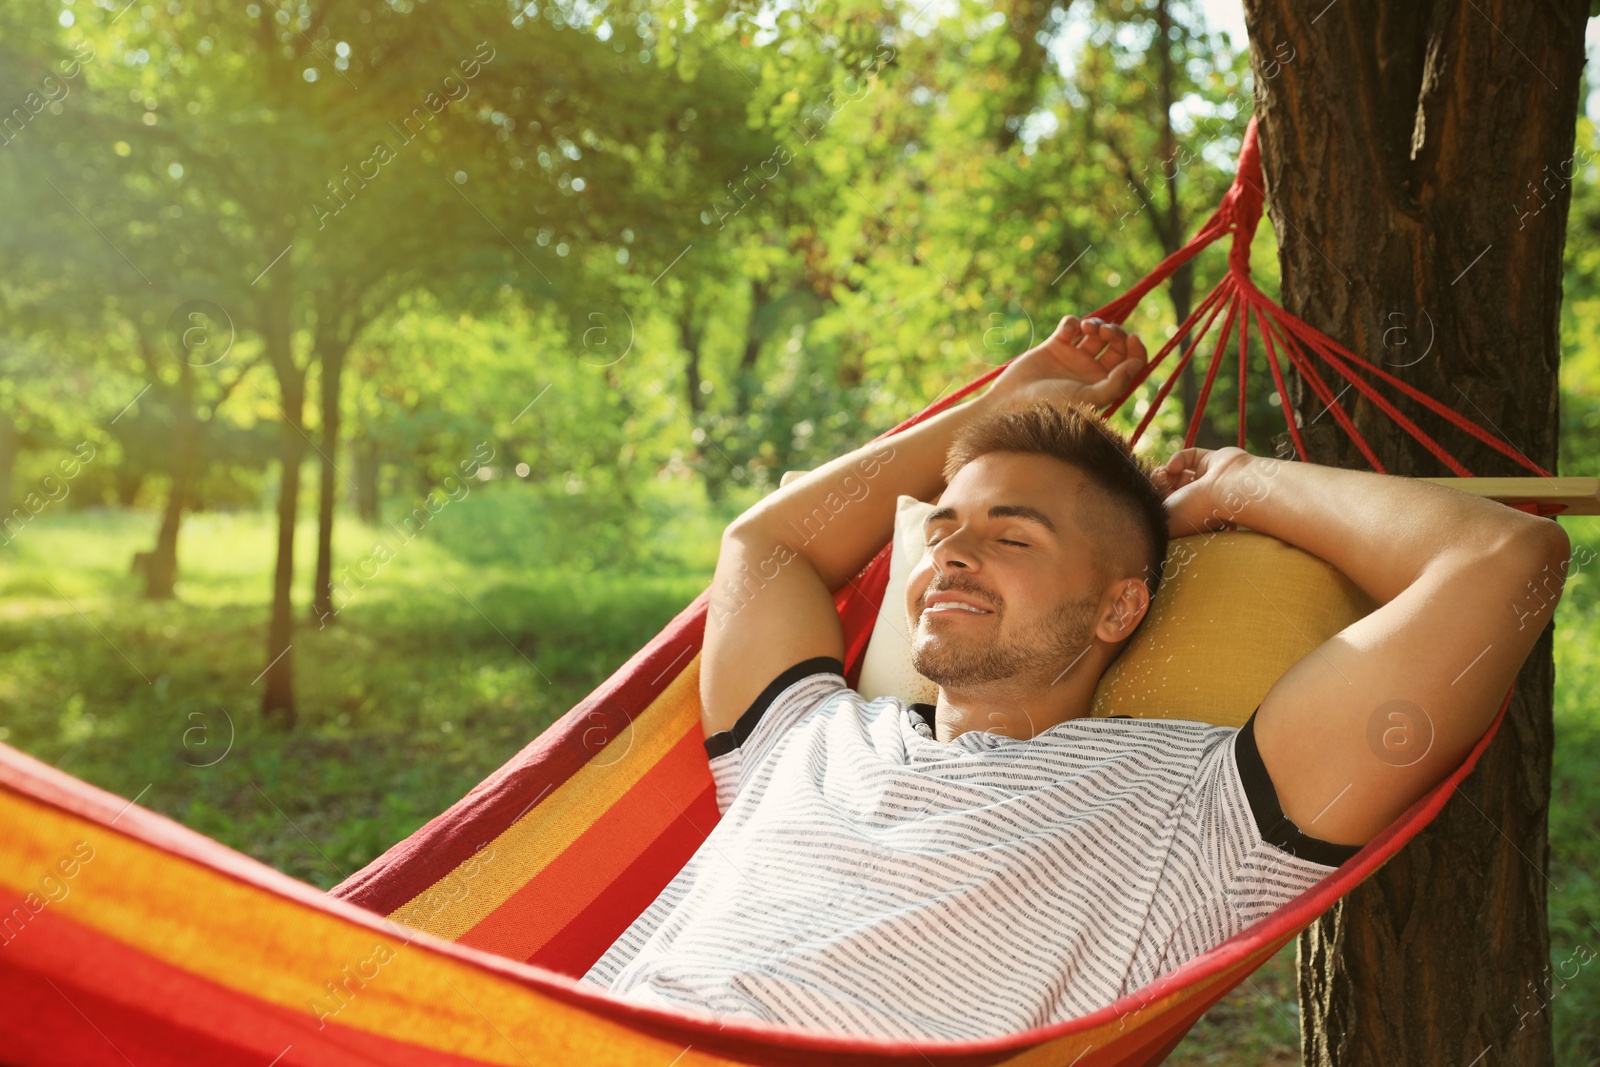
(911, 593), (1100, 688)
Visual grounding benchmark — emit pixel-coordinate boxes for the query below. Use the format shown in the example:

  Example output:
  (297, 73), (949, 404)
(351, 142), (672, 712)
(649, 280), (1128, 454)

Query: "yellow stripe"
(388, 651), (706, 941)
(0, 780), (744, 1065)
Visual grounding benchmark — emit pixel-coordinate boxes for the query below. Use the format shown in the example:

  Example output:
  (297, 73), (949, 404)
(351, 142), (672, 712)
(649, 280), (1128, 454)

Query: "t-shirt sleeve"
(1145, 710), (1368, 984)
(1215, 706), (1364, 925)
(702, 654), (847, 815)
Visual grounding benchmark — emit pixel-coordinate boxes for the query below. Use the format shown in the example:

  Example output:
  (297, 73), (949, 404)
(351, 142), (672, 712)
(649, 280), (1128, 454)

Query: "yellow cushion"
(1089, 531), (1375, 728)
(850, 491), (1375, 730)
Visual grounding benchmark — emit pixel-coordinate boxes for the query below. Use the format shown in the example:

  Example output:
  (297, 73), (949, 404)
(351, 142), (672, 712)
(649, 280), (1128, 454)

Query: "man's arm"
(1199, 453), (1572, 847)
(700, 315), (1148, 740)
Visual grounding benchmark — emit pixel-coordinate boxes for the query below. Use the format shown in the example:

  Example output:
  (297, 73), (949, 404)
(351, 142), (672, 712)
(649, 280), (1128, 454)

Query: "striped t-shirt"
(583, 656), (1359, 1040)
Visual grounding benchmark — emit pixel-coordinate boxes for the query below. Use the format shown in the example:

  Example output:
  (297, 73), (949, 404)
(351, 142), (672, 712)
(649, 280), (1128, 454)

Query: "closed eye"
(926, 537), (1029, 548)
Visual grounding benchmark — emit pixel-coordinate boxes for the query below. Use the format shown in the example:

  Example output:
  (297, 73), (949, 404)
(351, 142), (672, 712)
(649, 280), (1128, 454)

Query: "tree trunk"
(114, 470), (143, 506)
(261, 291), (303, 728)
(1239, 2), (1585, 1063)
(1172, 262), (1209, 442)
(734, 276), (773, 417)
(992, 0), (1054, 152)
(311, 340), (347, 627)
(353, 434), (380, 525)
(678, 306), (730, 503)
(679, 310), (706, 418)
(1153, 0), (1217, 449)
(0, 412), (16, 516)
(143, 437), (194, 599)
(143, 373), (199, 600)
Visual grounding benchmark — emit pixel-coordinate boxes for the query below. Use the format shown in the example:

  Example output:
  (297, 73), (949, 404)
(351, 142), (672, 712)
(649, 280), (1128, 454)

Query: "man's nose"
(930, 532), (977, 572)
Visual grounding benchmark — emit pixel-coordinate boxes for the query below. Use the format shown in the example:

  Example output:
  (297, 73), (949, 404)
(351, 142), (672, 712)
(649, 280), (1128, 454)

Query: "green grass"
(1169, 941), (1305, 1066)
(0, 495), (1595, 1062)
(0, 480), (729, 887)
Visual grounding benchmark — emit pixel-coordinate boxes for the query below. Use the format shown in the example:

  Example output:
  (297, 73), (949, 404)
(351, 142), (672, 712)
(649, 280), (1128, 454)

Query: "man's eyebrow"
(924, 504), (1059, 535)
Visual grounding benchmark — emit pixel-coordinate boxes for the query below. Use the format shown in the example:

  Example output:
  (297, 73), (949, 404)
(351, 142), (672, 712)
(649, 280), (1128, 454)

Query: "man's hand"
(1153, 445), (1257, 537)
(984, 315), (1148, 413)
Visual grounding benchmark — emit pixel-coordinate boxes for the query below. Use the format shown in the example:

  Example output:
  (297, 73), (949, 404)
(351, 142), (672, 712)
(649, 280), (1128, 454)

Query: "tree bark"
(1239, 2), (1585, 1063)
(311, 338), (348, 627)
(678, 304), (732, 503)
(142, 362), (199, 600)
(143, 404), (197, 600)
(353, 434), (381, 525)
(261, 286), (303, 728)
(0, 411), (16, 516)
(679, 309), (707, 418)
(138, 338), (258, 601)
(734, 276), (773, 417)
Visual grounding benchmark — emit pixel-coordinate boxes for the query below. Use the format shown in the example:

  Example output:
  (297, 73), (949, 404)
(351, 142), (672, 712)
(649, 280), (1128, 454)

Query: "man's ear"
(1098, 578), (1151, 642)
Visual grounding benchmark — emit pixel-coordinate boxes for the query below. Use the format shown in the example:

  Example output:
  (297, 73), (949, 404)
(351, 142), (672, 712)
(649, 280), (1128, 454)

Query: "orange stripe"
(457, 724), (713, 961)
(388, 655), (704, 941)
(528, 779), (720, 977)
(0, 787), (747, 1066)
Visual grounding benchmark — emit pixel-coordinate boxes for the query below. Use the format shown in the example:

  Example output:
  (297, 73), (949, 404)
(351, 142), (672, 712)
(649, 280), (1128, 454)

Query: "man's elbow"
(1513, 515), (1572, 571)
(1497, 515), (1574, 607)
(1471, 507), (1569, 564)
(723, 492), (778, 532)
(1539, 517), (1572, 568)
(722, 517), (774, 551)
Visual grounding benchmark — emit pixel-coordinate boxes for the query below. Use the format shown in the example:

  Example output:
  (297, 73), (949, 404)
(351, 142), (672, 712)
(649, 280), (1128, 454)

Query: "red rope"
(1272, 309), (1472, 476)
(1128, 279), (1235, 446)
(1270, 307), (1543, 475)
(1255, 303), (1387, 471)
(1237, 303), (1249, 449)
(1111, 272), (1231, 417)
(1255, 304), (1310, 463)
(870, 116), (1554, 484)
(1107, 117), (1552, 479)
(1186, 291), (1240, 449)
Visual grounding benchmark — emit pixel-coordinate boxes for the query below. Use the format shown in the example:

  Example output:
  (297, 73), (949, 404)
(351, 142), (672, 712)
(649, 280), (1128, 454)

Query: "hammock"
(0, 117), (1560, 1067)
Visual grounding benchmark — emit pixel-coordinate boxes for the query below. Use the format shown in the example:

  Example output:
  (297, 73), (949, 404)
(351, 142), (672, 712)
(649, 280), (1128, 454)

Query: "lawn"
(1, 490), (1594, 1063)
(0, 482), (729, 888)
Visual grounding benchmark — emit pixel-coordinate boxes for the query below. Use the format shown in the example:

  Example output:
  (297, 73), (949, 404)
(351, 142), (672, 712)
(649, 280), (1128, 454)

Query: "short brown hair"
(942, 398), (1169, 601)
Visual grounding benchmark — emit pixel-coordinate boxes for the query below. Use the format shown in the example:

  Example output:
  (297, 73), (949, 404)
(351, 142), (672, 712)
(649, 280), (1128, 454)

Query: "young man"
(582, 316), (1571, 1040)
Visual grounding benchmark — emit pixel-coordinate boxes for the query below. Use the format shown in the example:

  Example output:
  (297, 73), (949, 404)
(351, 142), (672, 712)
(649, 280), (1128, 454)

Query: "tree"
(1078, 0), (1243, 445)
(129, 317), (262, 598)
(1238, 2), (1587, 1063)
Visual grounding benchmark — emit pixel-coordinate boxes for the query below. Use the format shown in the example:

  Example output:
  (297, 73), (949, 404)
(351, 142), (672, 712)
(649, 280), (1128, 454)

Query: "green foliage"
(1561, 108), (1600, 478)
(0, 490), (716, 887)
(1547, 520), (1600, 1065)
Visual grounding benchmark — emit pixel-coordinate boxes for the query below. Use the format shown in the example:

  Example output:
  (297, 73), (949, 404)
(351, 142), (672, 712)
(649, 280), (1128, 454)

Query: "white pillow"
(856, 495), (941, 706)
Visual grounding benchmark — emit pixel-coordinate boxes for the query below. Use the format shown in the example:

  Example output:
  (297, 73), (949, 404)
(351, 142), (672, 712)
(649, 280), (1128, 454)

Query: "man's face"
(905, 452), (1121, 689)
